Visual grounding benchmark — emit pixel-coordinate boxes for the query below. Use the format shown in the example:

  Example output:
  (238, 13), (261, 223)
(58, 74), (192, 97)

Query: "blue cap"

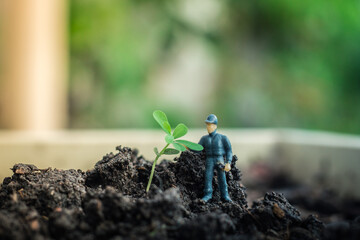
(205, 114), (218, 125)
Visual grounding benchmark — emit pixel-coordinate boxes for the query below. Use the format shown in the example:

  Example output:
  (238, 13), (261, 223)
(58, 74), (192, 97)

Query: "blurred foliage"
(69, 0), (360, 133)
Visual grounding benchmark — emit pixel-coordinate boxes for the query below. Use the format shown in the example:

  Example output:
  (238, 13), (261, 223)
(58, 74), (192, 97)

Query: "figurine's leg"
(202, 157), (214, 202)
(217, 158), (232, 202)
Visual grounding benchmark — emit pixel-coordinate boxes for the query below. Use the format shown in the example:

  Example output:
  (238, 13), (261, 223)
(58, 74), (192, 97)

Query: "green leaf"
(172, 142), (186, 151)
(153, 110), (171, 134)
(175, 140), (204, 151)
(163, 121), (171, 134)
(172, 123), (188, 139)
(165, 134), (174, 144)
(153, 147), (159, 156)
(163, 148), (180, 155)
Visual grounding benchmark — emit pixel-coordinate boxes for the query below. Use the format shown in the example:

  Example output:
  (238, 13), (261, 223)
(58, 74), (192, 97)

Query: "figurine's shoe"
(202, 194), (212, 202)
(222, 196), (232, 202)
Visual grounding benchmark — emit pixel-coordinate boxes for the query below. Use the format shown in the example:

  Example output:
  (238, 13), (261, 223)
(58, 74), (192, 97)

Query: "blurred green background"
(69, 0), (360, 133)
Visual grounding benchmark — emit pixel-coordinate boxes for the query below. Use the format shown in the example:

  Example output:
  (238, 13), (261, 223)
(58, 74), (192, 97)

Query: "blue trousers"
(204, 156), (229, 198)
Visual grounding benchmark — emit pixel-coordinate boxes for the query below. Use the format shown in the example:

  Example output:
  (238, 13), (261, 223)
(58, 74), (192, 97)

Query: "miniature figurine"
(198, 114), (233, 202)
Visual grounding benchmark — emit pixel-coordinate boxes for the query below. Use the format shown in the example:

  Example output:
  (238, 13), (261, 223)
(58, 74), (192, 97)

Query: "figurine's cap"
(205, 114), (218, 125)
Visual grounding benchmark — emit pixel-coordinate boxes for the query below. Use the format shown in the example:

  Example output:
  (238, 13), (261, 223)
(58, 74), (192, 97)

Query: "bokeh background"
(68, 0), (360, 132)
(1, 0), (360, 132)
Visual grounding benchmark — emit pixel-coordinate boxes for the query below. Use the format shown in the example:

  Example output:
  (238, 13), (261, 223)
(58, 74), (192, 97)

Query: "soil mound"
(0, 146), (327, 239)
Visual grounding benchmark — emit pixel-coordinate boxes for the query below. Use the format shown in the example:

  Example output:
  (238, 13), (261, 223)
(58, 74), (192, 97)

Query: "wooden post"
(0, 0), (68, 130)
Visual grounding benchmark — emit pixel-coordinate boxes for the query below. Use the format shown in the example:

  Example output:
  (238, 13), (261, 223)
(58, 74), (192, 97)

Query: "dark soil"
(0, 146), (358, 239)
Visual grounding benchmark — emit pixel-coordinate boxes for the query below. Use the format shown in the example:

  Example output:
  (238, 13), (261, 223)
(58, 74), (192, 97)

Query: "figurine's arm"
(222, 136), (232, 172)
(222, 135), (233, 164)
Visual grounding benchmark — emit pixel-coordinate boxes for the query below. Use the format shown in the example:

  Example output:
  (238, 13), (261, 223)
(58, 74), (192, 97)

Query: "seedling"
(146, 110), (204, 192)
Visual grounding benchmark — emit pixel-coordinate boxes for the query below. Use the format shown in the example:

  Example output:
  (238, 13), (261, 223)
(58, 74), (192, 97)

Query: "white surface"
(0, 129), (359, 198)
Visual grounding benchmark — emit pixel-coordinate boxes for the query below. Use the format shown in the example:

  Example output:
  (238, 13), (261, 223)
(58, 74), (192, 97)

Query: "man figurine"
(198, 114), (233, 202)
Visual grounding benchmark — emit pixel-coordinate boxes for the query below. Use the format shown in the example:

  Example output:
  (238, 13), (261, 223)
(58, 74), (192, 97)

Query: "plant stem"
(146, 143), (169, 192)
